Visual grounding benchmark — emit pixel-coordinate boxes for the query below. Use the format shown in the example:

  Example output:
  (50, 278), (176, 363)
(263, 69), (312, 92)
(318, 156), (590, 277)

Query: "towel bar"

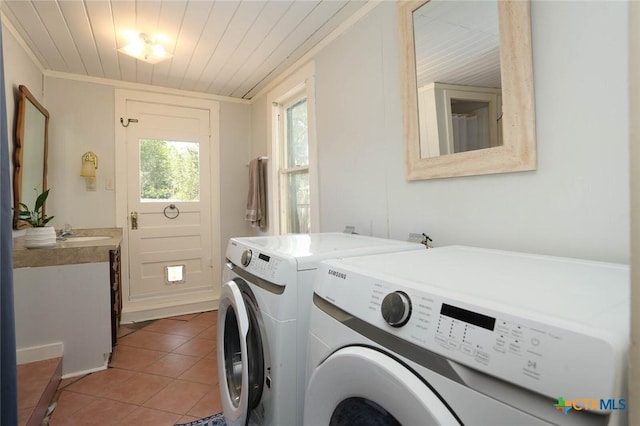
(246, 156), (268, 166)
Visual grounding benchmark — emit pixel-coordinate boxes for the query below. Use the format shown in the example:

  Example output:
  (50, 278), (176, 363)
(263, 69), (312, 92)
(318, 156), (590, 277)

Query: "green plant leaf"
(18, 188), (52, 227)
(34, 189), (49, 212)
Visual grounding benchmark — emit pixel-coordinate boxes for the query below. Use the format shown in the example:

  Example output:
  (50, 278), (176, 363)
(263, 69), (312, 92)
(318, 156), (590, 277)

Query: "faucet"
(421, 233), (433, 249)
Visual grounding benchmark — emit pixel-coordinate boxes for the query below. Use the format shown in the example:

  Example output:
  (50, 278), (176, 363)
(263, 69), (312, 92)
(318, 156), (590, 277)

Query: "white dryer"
(217, 233), (423, 426)
(305, 246), (629, 426)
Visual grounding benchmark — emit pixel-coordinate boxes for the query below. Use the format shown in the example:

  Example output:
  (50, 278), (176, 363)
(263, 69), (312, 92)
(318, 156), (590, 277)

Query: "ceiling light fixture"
(118, 33), (173, 64)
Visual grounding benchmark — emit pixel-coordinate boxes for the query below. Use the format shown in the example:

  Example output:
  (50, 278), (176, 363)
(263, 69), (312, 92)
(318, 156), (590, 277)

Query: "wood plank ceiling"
(1, 0), (368, 100)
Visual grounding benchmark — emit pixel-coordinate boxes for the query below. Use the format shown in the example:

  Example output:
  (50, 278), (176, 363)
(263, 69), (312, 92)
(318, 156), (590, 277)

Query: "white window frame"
(266, 62), (318, 235)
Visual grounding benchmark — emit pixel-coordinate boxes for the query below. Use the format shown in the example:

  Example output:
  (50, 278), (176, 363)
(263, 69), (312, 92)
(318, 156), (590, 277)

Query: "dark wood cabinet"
(109, 247), (122, 347)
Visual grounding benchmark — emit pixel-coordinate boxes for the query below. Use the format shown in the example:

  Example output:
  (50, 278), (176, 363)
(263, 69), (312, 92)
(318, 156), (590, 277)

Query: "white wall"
(220, 101), (254, 247)
(44, 78), (115, 228)
(252, 1), (629, 264)
(2, 23), (43, 140)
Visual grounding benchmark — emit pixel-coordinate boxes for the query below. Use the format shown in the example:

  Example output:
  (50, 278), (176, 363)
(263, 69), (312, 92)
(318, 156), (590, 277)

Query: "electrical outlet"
(105, 178), (114, 191)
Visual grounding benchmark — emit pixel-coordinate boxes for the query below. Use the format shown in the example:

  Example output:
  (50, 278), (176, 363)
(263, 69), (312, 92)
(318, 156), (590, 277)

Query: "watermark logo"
(554, 397), (572, 414)
(554, 396), (626, 414)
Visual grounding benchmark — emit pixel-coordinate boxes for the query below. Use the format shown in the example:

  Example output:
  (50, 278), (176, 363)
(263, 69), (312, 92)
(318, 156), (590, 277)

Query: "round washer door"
(304, 346), (460, 426)
(217, 279), (264, 426)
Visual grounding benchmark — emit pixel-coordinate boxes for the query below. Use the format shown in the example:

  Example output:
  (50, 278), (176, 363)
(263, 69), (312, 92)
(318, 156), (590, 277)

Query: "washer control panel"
(246, 251), (284, 281)
(430, 302), (542, 375)
(227, 240), (290, 284)
(318, 266), (622, 402)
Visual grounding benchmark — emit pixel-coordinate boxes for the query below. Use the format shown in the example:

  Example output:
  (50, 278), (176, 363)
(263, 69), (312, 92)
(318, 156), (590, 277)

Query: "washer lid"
(230, 233), (421, 270)
(304, 346), (460, 425)
(320, 245), (629, 327)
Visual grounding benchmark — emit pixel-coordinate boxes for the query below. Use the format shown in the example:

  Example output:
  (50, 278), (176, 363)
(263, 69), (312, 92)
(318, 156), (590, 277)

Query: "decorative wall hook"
(120, 117), (139, 127)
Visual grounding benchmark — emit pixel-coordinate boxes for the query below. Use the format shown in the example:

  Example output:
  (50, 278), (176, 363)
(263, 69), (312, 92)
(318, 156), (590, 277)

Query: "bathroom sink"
(63, 236), (112, 242)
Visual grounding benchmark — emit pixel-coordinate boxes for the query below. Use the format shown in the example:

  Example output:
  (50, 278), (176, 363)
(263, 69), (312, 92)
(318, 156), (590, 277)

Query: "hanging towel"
(245, 158), (268, 230)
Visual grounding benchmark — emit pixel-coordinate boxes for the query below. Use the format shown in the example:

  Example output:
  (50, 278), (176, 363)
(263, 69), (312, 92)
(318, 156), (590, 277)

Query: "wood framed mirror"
(399, 0), (536, 180)
(13, 85), (50, 229)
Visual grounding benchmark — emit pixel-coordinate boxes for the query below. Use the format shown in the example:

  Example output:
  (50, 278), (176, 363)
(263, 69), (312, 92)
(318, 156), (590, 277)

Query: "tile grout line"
(45, 311), (221, 424)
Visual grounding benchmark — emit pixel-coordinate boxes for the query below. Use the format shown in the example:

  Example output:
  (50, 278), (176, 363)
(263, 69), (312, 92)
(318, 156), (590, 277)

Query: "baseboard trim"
(121, 299), (219, 324)
(17, 342), (64, 365)
(61, 361), (109, 380)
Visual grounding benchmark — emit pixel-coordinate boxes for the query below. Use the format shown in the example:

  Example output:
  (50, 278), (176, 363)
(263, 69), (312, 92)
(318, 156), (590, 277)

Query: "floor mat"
(175, 412), (226, 426)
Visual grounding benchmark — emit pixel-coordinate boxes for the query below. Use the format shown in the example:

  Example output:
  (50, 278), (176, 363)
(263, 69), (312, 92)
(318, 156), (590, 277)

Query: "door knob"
(131, 211), (138, 230)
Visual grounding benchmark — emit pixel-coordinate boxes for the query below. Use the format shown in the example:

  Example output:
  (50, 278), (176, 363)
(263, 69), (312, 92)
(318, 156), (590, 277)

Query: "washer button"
(446, 340), (460, 351)
(461, 345), (475, 356)
(475, 351), (490, 365)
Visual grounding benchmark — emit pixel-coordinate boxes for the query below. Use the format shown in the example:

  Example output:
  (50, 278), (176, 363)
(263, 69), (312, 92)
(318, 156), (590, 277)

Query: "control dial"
(381, 291), (412, 327)
(241, 249), (253, 267)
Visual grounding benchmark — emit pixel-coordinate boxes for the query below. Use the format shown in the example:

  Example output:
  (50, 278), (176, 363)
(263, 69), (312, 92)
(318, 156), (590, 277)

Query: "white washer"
(217, 233), (423, 426)
(305, 246), (629, 426)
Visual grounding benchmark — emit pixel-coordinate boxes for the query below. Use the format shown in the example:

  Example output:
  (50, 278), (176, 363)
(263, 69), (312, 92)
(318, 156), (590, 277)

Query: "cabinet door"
(110, 247), (122, 347)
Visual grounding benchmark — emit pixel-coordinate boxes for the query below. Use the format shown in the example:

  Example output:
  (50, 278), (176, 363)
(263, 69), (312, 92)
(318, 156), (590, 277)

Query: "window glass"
(285, 99), (308, 168)
(139, 139), (200, 202)
(284, 171), (310, 234)
(279, 96), (310, 234)
(269, 65), (315, 235)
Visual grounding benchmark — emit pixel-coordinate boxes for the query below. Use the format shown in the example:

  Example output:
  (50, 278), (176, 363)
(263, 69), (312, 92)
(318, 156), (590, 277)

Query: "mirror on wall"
(13, 85), (49, 229)
(399, 0), (536, 180)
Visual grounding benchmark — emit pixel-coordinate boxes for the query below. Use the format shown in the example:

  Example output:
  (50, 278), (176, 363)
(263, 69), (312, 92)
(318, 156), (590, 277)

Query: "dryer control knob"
(381, 291), (411, 327)
(241, 249), (253, 267)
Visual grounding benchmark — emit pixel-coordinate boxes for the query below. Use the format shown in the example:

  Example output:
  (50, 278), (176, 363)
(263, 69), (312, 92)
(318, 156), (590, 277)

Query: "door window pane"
(285, 99), (308, 168)
(139, 139), (200, 202)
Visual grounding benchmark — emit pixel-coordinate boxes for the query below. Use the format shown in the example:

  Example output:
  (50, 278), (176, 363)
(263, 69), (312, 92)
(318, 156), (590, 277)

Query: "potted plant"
(15, 187), (56, 248)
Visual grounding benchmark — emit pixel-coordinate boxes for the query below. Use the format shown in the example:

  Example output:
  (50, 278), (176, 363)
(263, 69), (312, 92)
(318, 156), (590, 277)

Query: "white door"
(115, 90), (221, 320)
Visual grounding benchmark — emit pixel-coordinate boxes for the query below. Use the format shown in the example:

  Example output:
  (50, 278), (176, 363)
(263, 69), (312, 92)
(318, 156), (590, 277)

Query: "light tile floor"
(17, 357), (60, 425)
(48, 310), (222, 425)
